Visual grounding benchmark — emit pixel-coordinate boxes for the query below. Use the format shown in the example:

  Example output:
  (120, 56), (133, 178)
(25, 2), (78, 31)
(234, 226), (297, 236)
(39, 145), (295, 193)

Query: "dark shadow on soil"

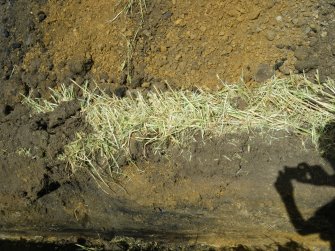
(275, 122), (335, 250)
(0, 240), (78, 251)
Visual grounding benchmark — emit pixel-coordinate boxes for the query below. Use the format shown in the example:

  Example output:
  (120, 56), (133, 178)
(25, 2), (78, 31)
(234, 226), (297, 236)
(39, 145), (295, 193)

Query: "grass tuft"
(22, 84), (76, 114)
(24, 75), (335, 190)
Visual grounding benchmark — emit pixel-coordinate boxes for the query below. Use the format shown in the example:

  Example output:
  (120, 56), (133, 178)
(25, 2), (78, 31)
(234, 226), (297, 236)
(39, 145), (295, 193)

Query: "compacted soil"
(1, 0), (335, 250)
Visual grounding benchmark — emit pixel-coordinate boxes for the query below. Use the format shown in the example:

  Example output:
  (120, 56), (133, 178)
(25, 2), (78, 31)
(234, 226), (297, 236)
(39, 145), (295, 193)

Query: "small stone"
(99, 72), (109, 82)
(286, 44), (296, 51)
(265, 30), (276, 41)
(75, 76), (84, 85)
(294, 47), (310, 60)
(309, 37), (318, 47)
(142, 29), (151, 37)
(83, 58), (94, 72)
(175, 54), (182, 61)
(249, 10), (260, 20)
(2, 29), (9, 38)
(141, 82), (151, 88)
(295, 58), (319, 73)
(274, 59), (285, 70)
(254, 64), (274, 82)
(279, 65), (290, 75)
(125, 89), (137, 98)
(116, 154), (127, 167)
(114, 86), (127, 98)
(68, 57), (93, 75)
(174, 19), (183, 25)
(321, 31), (328, 38)
(1, 104), (13, 116)
(160, 45), (167, 52)
(162, 11), (173, 20)
(304, 27), (312, 34)
(309, 23), (319, 33)
(37, 11), (47, 22)
(68, 59), (84, 75)
(152, 81), (167, 92)
(119, 72), (127, 85)
(292, 18), (299, 26)
(275, 16), (283, 22)
(24, 34), (35, 46)
(129, 136), (144, 160)
(125, 30), (133, 37)
(130, 75), (143, 89)
(292, 18), (306, 27)
(12, 42), (22, 49)
(266, 1), (276, 9)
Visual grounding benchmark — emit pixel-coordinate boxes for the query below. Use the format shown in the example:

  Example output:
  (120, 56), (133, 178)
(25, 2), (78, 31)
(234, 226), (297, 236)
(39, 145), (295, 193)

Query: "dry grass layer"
(24, 75), (335, 187)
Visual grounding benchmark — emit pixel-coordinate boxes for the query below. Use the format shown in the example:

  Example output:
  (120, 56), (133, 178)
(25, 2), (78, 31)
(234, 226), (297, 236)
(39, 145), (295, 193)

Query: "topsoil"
(1, 0), (335, 250)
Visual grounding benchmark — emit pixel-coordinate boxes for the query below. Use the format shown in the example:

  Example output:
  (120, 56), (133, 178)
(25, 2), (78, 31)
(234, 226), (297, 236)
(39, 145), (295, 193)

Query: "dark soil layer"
(0, 239), (78, 251)
(1, 0), (335, 250)
(1, 106), (334, 250)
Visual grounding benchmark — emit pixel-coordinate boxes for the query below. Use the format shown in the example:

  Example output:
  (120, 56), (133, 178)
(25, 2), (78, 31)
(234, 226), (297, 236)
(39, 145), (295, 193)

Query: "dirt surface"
(1, 115), (334, 250)
(2, 0), (334, 100)
(17, 0), (335, 92)
(1, 0), (335, 250)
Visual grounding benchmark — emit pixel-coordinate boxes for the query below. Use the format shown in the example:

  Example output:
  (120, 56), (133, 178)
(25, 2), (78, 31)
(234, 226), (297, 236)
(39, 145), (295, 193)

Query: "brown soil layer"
(1, 0), (335, 250)
(20, 0), (335, 92)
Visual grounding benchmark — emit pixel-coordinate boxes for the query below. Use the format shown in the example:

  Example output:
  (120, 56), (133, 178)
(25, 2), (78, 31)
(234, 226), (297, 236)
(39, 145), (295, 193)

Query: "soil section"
(1, 104), (334, 249)
(1, 0), (335, 250)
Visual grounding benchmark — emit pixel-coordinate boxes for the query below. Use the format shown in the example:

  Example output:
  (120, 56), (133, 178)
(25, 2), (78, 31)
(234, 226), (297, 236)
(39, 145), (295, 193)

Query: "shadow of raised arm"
(275, 164), (335, 250)
(275, 167), (317, 235)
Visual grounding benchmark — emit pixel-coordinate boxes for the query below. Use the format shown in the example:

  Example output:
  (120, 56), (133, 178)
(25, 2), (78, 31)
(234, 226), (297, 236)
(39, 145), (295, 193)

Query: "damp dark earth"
(1, 0), (335, 250)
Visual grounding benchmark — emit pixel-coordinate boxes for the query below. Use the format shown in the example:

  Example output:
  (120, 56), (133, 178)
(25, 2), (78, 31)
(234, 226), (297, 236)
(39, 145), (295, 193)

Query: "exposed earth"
(1, 0), (335, 250)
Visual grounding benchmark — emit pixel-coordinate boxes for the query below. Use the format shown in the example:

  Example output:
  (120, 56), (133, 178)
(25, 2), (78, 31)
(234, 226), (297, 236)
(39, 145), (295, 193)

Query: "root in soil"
(109, 0), (147, 23)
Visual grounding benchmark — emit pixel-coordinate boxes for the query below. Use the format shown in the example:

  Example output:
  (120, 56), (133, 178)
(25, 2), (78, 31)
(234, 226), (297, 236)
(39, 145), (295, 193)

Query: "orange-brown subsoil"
(22, 0), (333, 92)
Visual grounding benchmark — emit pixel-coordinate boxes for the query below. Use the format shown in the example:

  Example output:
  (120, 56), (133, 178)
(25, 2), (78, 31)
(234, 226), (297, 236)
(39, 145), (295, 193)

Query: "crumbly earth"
(1, 0), (335, 250)
(19, 0), (335, 92)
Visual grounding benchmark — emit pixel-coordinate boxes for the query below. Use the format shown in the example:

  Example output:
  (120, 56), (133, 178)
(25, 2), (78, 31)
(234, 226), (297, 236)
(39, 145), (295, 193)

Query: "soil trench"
(1, 0), (335, 250)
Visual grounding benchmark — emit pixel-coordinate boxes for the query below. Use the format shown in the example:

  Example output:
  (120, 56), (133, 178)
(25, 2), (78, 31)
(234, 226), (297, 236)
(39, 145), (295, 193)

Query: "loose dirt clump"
(0, 101), (87, 221)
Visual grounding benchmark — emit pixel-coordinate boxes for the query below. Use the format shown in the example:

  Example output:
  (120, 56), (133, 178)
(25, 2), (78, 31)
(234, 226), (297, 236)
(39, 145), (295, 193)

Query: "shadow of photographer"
(275, 122), (335, 250)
